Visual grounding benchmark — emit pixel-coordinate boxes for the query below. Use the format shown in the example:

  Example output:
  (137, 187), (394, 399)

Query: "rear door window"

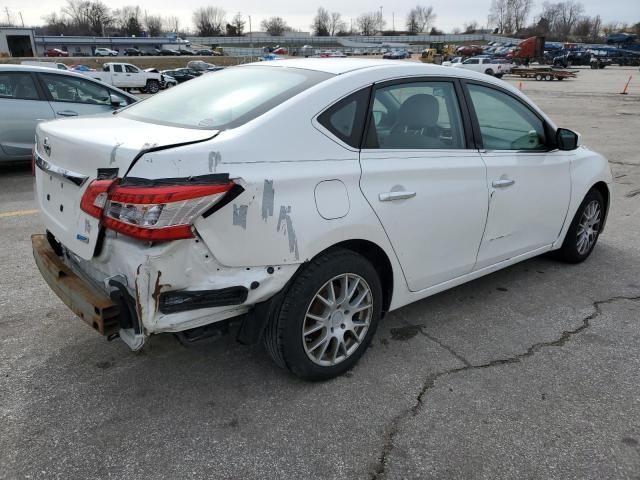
(364, 81), (465, 150)
(0, 73), (40, 100)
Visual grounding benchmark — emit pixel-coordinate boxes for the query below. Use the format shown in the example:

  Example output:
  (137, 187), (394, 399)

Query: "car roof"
(0, 64), (79, 74)
(242, 58), (498, 80)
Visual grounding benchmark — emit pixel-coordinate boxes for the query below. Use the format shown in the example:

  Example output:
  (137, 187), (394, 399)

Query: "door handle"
(56, 110), (78, 117)
(379, 191), (417, 202)
(492, 179), (515, 188)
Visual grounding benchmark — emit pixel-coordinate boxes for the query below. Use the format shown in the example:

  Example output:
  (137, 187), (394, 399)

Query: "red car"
(45, 48), (69, 57)
(455, 45), (483, 57)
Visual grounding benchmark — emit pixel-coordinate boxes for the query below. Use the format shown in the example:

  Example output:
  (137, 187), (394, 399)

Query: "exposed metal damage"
(261, 180), (275, 221)
(233, 204), (249, 229)
(277, 205), (300, 260)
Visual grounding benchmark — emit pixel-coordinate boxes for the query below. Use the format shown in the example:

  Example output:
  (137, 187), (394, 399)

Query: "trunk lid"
(35, 115), (217, 259)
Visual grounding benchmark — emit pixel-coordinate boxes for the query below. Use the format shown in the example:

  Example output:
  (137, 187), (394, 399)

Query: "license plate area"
(41, 173), (78, 230)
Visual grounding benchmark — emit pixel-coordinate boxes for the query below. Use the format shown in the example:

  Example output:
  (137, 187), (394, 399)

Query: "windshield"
(120, 66), (332, 130)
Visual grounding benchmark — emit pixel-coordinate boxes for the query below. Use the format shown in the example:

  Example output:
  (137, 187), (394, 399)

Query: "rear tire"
(535, 73), (543, 81)
(264, 248), (382, 381)
(554, 189), (605, 263)
(485, 68), (494, 76)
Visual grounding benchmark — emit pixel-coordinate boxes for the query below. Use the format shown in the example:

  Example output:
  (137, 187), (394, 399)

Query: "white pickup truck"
(452, 57), (510, 78)
(84, 62), (162, 93)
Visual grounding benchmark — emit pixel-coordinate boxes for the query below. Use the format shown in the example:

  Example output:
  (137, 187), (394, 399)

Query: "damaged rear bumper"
(31, 233), (122, 337)
(32, 232), (300, 349)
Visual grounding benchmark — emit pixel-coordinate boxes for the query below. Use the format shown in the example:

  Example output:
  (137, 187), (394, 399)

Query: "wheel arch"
(298, 239), (395, 314)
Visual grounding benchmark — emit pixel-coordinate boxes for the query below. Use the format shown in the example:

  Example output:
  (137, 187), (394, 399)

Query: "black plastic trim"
(120, 173), (230, 187)
(159, 286), (249, 314)
(201, 184), (245, 219)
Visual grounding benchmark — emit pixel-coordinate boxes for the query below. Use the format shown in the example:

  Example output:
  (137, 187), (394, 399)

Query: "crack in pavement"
(370, 294), (640, 480)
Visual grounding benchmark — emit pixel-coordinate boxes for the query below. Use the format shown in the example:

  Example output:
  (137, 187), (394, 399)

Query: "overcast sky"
(4, 0), (639, 32)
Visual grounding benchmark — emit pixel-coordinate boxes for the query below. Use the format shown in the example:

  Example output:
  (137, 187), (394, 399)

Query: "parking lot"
(1, 65), (639, 479)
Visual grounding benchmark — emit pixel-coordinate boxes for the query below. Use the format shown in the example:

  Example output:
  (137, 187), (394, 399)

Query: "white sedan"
(32, 59), (611, 380)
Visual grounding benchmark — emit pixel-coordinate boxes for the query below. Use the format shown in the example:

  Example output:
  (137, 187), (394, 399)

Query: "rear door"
(0, 71), (54, 159)
(359, 78), (488, 291)
(37, 72), (125, 118)
(464, 81), (571, 269)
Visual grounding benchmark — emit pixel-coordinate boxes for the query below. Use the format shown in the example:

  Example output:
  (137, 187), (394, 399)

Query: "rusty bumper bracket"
(31, 234), (120, 337)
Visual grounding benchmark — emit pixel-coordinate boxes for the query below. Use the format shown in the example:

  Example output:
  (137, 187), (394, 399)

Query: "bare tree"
(145, 14), (163, 37)
(165, 15), (180, 33)
(261, 16), (290, 36)
(231, 12), (245, 35)
(357, 12), (379, 36)
(489, 0), (511, 33)
(113, 6), (143, 36)
(489, 0), (531, 34)
(193, 7), (226, 36)
(464, 20), (479, 33)
(329, 12), (346, 36)
(61, 0), (113, 35)
(573, 14), (601, 42)
(312, 7), (330, 36)
(406, 9), (420, 34)
(415, 6), (436, 32)
(556, 0), (584, 38)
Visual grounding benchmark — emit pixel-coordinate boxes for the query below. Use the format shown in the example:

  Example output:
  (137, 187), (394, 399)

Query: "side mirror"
(110, 94), (127, 108)
(556, 128), (580, 151)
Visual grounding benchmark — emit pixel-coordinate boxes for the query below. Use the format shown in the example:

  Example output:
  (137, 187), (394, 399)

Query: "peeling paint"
(141, 142), (159, 150)
(277, 205), (299, 260)
(109, 142), (124, 165)
(232, 204), (248, 229)
(261, 180), (275, 221)
(208, 151), (222, 173)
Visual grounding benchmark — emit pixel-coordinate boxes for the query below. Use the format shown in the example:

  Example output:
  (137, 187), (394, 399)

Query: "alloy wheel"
(302, 273), (373, 367)
(576, 200), (602, 255)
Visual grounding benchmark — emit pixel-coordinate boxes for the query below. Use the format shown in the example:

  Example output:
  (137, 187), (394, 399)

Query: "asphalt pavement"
(1, 66), (639, 480)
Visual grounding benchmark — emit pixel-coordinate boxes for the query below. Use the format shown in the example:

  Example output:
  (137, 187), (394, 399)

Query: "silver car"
(0, 65), (138, 163)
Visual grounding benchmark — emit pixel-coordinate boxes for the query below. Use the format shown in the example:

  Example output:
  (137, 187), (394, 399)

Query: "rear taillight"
(80, 180), (235, 241)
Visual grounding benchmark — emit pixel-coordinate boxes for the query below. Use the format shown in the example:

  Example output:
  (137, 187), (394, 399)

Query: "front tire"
(264, 249), (383, 381)
(145, 80), (160, 94)
(555, 189), (605, 263)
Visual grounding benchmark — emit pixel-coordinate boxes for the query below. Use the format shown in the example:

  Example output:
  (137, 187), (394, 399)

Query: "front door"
(465, 82), (572, 269)
(359, 79), (488, 292)
(124, 64), (145, 88)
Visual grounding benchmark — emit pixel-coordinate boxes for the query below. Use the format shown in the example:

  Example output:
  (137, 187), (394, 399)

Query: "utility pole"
(392, 11), (395, 33)
(379, 6), (383, 34)
(19, 11), (24, 27)
(5, 6), (11, 25)
(248, 15), (253, 53)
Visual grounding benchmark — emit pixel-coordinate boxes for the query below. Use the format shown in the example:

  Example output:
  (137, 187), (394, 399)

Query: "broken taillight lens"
(80, 180), (235, 241)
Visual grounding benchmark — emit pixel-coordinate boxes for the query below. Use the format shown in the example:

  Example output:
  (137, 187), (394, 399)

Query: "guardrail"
(189, 33), (523, 46)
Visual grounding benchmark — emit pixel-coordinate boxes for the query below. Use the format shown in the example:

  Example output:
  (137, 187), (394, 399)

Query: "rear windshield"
(120, 66), (333, 130)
